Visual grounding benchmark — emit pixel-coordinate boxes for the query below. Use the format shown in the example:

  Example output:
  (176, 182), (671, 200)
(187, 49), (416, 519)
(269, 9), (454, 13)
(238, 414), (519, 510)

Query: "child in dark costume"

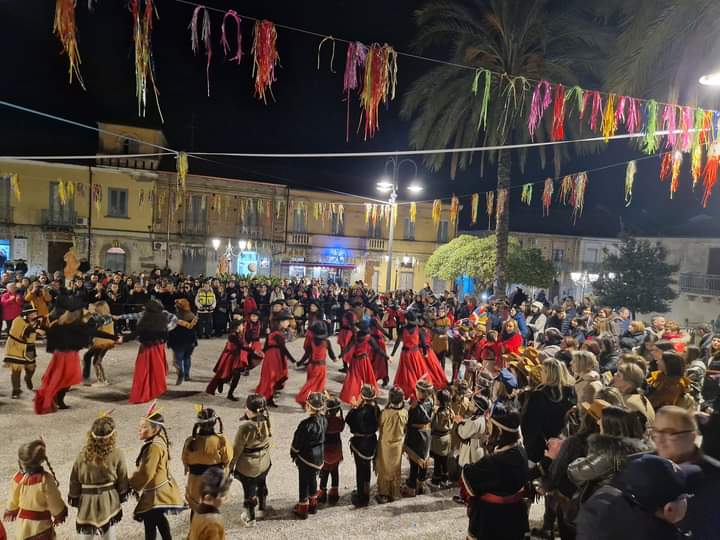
(402, 378), (435, 497)
(345, 384), (381, 507)
(317, 395), (344, 505)
(290, 392), (327, 519)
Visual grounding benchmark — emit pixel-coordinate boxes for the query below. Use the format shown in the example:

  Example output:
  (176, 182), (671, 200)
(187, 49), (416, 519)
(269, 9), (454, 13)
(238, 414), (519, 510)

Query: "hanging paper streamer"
(58, 181), (67, 206)
(470, 193), (479, 225)
(54, 0), (85, 90)
(496, 188), (508, 220)
(551, 84), (566, 141)
(66, 181), (75, 200)
(659, 152), (672, 182)
(521, 183), (533, 205)
(528, 80), (552, 139)
(570, 173), (588, 223)
(703, 146), (720, 208)
(432, 199), (442, 230)
(624, 160), (636, 207)
(601, 93), (617, 142)
(251, 20), (280, 104)
(359, 43), (398, 140)
(485, 191), (494, 230)
(364, 203), (371, 224)
(615, 95), (627, 126)
(692, 108), (705, 152)
(317, 36), (336, 73)
(559, 175), (573, 205)
(220, 10), (242, 64)
(92, 183), (102, 213)
(450, 196), (459, 228)
(585, 91), (602, 132)
(8, 174), (20, 201)
(343, 41), (367, 142)
(76, 182), (85, 198)
(542, 178), (553, 216)
(670, 151), (682, 199)
(662, 104), (677, 149)
(471, 69), (492, 131)
(176, 152), (188, 191)
(139, 189), (145, 208)
(189, 5), (212, 97)
(626, 98), (640, 134)
(678, 106), (693, 152)
(643, 100), (659, 154)
(409, 201), (417, 224)
(565, 86), (584, 120)
(131, 0), (163, 121)
(691, 144), (702, 189)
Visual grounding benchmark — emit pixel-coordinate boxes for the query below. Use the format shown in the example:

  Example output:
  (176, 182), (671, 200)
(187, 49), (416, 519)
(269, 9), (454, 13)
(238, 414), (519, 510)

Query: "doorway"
(47, 241), (73, 274)
(105, 247), (127, 272)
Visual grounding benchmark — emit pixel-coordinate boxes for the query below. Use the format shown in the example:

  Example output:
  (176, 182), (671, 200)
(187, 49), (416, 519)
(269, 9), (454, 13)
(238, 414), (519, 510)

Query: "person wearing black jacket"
(254, 284), (271, 330)
(290, 392), (328, 520)
(402, 379), (435, 497)
(345, 384), (380, 507)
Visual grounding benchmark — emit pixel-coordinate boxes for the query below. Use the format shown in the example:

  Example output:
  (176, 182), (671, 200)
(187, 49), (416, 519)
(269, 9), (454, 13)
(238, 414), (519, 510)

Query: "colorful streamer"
(601, 93), (617, 142)
(220, 10), (243, 64)
(131, 0), (163, 121)
(626, 98), (640, 134)
(691, 144), (702, 190)
(409, 201), (417, 224)
(432, 199), (442, 230)
(643, 100), (659, 154)
(570, 173), (588, 223)
(449, 195), (459, 227)
(588, 91), (603, 132)
(702, 152), (719, 208)
(624, 160), (636, 207)
(521, 183), (533, 205)
(670, 151), (682, 199)
(251, 20), (280, 104)
(343, 41), (367, 142)
(542, 178), (553, 216)
(471, 69), (492, 132)
(559, 175), (573, 205)
(565, 86), (584, 120)
(528, 80), (552, 139)
(679, 106), (693, 152)
(659, 152), (672, 182)
(551, 84), (566, 141)
(496, 188), (508, 220)
(485, 191), (494, 230)
(189, 5), (212, 97)
(661, 104), (677, 149)
(359, 43), (397, 140)
(54, 0), (85, 90)
(470, 193), (478, 225)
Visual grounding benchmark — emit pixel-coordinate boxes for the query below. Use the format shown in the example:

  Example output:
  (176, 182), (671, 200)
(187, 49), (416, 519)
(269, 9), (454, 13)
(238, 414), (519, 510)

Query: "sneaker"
(240, 512), (256, 527)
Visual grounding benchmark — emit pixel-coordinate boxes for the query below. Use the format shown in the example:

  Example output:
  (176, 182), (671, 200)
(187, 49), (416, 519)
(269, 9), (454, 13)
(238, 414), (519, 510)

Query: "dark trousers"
(407, 460), (428, 487)
(354, 456), (372, 499)
(386, 327), (395, 341)
(10, 366), (35, 396)
(141, 509), (172, 540)
(431, 452), (448, 482)
(198, 312), (213, 337)
(436, 351), (447, 370)
(319, 467), (339, 490)
(82, 348), (107, 380)
(172, 345), (195, 379)
(237, 469), (269, 503)
(297, 463), (319, 502)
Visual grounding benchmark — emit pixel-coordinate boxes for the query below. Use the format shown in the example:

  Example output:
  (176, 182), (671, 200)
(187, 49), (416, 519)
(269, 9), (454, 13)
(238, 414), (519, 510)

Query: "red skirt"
(128, 343), (168, 404)
(340, 356), (377, 404)
(249, 341), (263, 369)
(393, 350), (428, 400)
(337, 329), (353, 351)
(255, 348), (288, 400)
(425, 349), (448, 390)
(212, 346), (247, 381)
(295, 361), (327, 405)
(372, 338), (388, 381)
(34, 351), (82, 415)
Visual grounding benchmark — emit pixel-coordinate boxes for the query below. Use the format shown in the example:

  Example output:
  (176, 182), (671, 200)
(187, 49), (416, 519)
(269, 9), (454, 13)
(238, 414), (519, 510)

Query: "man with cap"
(527, 301), (547, 343)
(345, 384), (381, 507)
(3, 301), (39, 399)
(402, 378), (435, 497)
(461, 405), (529, 540)
(577, 454), (698, 540)
(290, 392), (328, 519)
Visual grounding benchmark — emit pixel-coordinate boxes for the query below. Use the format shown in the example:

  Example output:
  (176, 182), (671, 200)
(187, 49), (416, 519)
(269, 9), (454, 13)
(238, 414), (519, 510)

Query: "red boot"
(308, 496), (318, 515)
(328, 487), (339, 505)
(293, 502), (309, 520)
(316, 489), (327, 504)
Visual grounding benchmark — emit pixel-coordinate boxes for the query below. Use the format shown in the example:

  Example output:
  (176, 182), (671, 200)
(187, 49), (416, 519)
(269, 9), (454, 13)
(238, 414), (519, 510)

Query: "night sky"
(1, 0), (719, 237)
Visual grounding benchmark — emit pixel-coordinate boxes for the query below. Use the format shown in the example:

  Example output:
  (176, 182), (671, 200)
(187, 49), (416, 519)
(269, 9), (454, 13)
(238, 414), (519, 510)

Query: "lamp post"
(570, 271), (599, 304)
(377, 155), (423, 293)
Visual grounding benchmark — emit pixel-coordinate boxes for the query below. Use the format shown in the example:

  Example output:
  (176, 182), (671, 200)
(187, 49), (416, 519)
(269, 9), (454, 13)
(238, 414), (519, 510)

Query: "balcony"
(367, 238), (386, 251)
(679, 273), (720, 297)
(181, 220), (208, 236)
(288, 232), (310, 246)
(41, 209), (77, 230)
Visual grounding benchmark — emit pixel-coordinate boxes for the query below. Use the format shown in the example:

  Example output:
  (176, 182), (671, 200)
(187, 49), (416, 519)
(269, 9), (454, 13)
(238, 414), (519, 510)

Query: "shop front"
(281, 248), (357, 284)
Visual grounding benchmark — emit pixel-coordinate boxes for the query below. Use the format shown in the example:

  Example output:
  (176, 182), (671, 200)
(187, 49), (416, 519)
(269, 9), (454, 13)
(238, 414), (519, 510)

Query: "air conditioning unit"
(76, 216), (89, 226)
(152, 241), (167, 251)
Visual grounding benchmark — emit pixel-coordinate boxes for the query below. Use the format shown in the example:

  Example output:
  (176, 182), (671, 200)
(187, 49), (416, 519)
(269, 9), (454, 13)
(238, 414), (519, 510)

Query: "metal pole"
(87, 166), (92, 264)
(165, 174), (171, 269)
(384, 157), (398, 293)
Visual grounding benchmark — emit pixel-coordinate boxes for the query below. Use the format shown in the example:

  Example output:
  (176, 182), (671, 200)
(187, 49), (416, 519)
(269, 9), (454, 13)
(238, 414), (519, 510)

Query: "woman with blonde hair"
(613, 363), (655, 424)
(68, 415), (129, 539)
(571, 351), (603, 405)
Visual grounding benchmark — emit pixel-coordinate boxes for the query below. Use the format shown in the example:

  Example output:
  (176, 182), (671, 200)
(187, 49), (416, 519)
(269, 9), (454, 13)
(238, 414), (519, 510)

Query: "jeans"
(173, 345), (195, 379)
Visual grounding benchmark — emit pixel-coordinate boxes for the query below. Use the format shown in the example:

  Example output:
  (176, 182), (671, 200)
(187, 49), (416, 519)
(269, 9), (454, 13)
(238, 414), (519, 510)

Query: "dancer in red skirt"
(418, 315), (449, 391)
(340, 321), (385, 404)
(35, 296), (117, 414)
(126, 301), (174, 404)
(244, 310), (264, 373)
(295, 322), (337, 406)
(382, 301), (400, 342)
(390, 311), (429, 400)
(256, 310), (296, 407)
(369, 314), (391, 388)
(337, 304), (356, 374)
(207, 319), (263, 401)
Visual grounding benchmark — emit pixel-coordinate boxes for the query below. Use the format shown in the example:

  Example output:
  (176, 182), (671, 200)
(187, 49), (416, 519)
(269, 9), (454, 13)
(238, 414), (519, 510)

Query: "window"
(368, 221), (383, 239)
(708, 248), (720, 275)
(242, 203), (259, 230)
(108, 188), (128, 217)
(403, 218), (415, 240)
(584, 247), (599, 264)
(399, 272), (414, 290)
(48, 181), (75, 223)
(121, 139), (140, 155)
(184, 194), (208, 235)
(437, 220), (449, 243)
(330, 211), (344, 235)
(552, 249), (565, 263)
(292, 208), (307, 233)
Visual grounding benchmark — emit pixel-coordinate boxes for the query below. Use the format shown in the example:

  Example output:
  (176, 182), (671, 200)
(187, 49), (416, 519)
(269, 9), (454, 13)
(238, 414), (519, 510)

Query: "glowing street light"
(211, 238), (221, 251)
(699, 72), (720, 86)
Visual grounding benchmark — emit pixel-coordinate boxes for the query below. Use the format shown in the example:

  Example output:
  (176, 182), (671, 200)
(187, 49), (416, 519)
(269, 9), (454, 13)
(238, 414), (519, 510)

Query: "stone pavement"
(0, 335), (544, 539)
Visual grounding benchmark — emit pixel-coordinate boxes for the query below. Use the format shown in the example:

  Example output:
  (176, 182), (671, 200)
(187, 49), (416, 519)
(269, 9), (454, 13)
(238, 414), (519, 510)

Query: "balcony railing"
(367, 238), (386, 251)
(679, 273), (720, 296)
(41, 209), (76, 229)
(181, 221), (209, 236)
(288, 232), (310, 246)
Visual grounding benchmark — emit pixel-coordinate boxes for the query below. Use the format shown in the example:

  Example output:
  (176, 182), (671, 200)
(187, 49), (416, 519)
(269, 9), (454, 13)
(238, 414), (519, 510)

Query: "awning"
(281, 261), (355, 270)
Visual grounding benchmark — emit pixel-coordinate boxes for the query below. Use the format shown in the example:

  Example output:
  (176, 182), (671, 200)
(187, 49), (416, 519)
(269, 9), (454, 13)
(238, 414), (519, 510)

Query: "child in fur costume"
(375, 386), (409, 503)
(187, 468), (231, 540)
(3, 302), (39, 399)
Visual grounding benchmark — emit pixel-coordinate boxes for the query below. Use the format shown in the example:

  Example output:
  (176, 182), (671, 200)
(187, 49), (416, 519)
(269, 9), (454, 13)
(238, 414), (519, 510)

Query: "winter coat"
(646, 371), (695, 411)
(526, 312), (547, 340)
(568, 433), (650, 488)
(521, 385), (576, 463)
(598, 348), (620, 374)
(0, 291), (22, 321)
(575, 371), (603, 404)
(513, 312), (529, 339)
(622, 392), (656, 425)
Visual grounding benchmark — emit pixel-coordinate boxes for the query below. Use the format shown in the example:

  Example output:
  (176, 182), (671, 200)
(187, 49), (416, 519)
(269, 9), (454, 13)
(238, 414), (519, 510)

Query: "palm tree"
(401, 0), (609, 298)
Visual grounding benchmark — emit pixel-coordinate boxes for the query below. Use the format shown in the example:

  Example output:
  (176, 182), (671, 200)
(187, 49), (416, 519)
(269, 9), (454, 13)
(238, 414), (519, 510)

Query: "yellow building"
(0, 123), (453, 291)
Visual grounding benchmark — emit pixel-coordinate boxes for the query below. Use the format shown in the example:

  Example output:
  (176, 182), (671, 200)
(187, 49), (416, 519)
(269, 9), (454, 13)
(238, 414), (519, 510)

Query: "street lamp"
(570, 271), (599, 303)
(211, 238), (221, 251)
(699, 71), (720, 86)
(376, 155), (422, 293)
